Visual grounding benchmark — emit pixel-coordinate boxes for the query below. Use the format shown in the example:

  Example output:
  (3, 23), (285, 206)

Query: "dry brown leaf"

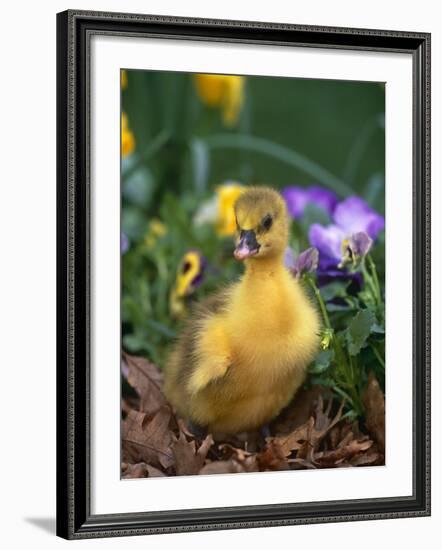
(257, 439), (290, 471)
(314, 438), (373, 467)
(288, 458), (317, 469)
(270, 386), (326, 436)
(350, 448), (383, 466)
(219, 443), (252, 462)
(362, 371), (385, 452)
(123, 352), (167, 416)
(336, 430), (355, 449)
(120, 359), (384, 476)
(145, 464), (167, 477)
(199, 460), (246, 475)
(268, 395), (345, 459)
(172, 430), (214, 476)
(122, 408), (174, 469)
(121, 461), (166, 478)
(121, 462), (148, 479)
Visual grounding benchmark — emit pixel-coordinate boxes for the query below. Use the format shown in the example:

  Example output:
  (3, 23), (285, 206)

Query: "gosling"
(164, 186), (320, 435)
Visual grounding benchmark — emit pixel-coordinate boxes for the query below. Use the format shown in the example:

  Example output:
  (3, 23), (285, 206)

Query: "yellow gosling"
(164, 186), (320, 434)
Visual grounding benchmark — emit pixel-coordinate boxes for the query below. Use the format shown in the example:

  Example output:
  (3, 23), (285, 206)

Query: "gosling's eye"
(261, 214), (273, 231)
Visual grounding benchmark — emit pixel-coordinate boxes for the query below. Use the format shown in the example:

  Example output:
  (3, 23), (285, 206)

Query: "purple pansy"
(333, 197), (385, 239)
(285, 246), (319, 278)
(348, 231), (373, 259)
(121, 232), (129, 254)
(308, 224), (345, 268)
(292, 247), (319, 278)
(281, 185), (338, 219)
(309, 196), (384, 270)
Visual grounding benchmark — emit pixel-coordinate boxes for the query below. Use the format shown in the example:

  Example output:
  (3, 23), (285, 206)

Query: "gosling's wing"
(175, 287), (233, 394)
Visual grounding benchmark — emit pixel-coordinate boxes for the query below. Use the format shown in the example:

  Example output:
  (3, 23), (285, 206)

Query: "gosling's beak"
(234, 230), (260, 261)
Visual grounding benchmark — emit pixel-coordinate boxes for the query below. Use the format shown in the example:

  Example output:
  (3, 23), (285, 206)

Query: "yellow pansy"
(121, 112), (135, 158)
(144, 219), (168, 249)
(193, 183), (245, 237)
(121, 70), (128, 90)
(215, 183), (245, 236)
(194, 74), (245, 127)
(169, 251), (206, 318)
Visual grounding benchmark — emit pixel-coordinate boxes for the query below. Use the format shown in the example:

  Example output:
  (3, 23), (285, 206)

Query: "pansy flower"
(194, 74), (245, 127)
(121, 232), (129, 254)
(309, 196), (384, 271)
(281, 185), (338, 219)
(169, 250), (207, 318)
(121, 112), (135, 158)
(285, 247), (319, 279)
(339, 231), (373, 269)
(121, 70), (128, 90)
(293, 247), (319, 278)
(194, 183), (245, 237)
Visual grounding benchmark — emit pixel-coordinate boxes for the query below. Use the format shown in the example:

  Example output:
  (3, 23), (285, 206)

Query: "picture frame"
(56, 9), (431, 539)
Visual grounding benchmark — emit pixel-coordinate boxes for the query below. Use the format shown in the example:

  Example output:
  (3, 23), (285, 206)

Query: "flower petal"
(333, 197), (384, 239)
(350, 231), (373, 258)
(282, 185), (338, 219)
(292, 247), (319, 278)
(305, 186), (339, 216)
(281, 187), (308, 219)
(174, 250), (206, 297)
(121, 232), (129, 254)
(216, 183), (245, 236)
(309, 223), (345, 268)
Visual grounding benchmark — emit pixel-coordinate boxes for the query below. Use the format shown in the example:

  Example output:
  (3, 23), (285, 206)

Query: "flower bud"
(292, 247), (319, 278)
(339, 231), (373, 268)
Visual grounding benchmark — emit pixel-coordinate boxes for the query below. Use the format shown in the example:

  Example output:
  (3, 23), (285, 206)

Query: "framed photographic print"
(56, 10), (431, 539)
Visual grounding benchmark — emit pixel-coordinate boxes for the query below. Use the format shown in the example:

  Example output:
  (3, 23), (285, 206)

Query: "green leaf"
(319, 281), (349, 302)
(309, 375), (334, 387)
(190, 138), (210, 193)
(326, 302), (355, 312)
(364, 173), (384, 211)
(205, 133), (353, 196)
(308, 349), (334, 374)
(145, 318), (177, 339)
(371, 323), (385, 334)
(345, 309), (376, 355)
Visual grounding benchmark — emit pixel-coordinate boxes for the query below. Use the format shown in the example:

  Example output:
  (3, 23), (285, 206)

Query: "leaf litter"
(121, 354), (385, 478)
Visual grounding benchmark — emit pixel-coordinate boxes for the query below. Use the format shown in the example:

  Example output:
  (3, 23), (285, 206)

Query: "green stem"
(204, 133), (353, 197)
(367, 254), (382, 305)
(361, 259), (381, 309)
(348, 352), (355, 384)
(332, 385), (354, 406)
(306, 276), (364, 415)
(372, 345), (385, 369)
(306, 277), (331, 330)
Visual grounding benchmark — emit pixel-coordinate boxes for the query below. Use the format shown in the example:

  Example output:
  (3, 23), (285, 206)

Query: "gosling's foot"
(257, 423), (272, 449)
(187, 420), (208, 440)
(260, 423), (272, 439)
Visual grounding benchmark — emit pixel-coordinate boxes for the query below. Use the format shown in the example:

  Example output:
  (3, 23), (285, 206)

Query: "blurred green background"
(121, 70), (385, 367)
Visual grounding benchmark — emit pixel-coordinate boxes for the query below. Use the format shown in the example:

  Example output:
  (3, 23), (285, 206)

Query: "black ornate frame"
(56, 9), (431, 539)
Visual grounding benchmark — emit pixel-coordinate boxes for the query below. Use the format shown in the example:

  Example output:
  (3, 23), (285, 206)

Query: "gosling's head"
(233, 186), (289, 261)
